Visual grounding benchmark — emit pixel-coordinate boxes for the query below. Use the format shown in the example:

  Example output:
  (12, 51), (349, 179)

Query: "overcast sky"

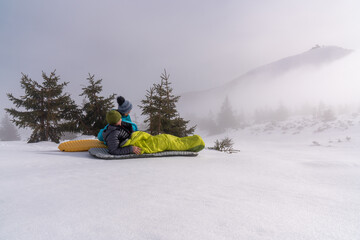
(1, 0), (360, 116)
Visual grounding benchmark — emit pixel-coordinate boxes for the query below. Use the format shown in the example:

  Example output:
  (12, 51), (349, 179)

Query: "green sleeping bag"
(122, 131), (205, 154)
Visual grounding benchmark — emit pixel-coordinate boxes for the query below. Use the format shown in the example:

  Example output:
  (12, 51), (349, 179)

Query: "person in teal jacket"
(116, 96), (138, 131)
(97, 96), (138, 143)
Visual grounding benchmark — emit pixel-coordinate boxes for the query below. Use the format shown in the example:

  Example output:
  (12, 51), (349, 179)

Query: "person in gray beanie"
(116, 96), (138, 131)
(117, 96), (132, 115)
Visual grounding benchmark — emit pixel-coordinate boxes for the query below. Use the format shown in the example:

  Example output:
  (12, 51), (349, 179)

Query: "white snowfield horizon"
(1, 114), (360, 240)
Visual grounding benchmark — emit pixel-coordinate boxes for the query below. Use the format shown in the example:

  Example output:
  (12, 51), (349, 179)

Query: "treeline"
(5, 70), (194, 143)
(195, 97), (353, 135)
(194, 96), (245, 135)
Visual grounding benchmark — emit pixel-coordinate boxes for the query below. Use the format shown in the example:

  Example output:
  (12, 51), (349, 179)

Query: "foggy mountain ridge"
(227, 45), (352, 85)
(183, 45), (352, 96)
(178, 45), (355, 118)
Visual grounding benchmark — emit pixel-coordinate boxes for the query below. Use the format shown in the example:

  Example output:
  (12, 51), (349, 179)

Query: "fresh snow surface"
(1, 117), (360, 240)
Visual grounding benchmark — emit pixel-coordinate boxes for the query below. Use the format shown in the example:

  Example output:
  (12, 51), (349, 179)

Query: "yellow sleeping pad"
(58, 139), (107, 152)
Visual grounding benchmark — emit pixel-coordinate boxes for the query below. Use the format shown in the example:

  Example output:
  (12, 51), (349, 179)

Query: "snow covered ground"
(1, 116), (360, 240)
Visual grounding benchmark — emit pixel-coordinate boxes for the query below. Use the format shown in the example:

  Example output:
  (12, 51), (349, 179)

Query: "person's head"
(117, 96), (132, 116)
(106, 110), (122, 125)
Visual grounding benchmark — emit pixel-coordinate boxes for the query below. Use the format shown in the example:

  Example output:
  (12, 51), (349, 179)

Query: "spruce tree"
(139, 69), (195, 137)
(6, 71), (80, 143)
(0, 114), (21, 141)
(79, 74), (115, 136)
(160, 70), (179, 132)
(161, 70), (195, 136)
(139, 86), (158, 135)
(166, 116), (196, 137)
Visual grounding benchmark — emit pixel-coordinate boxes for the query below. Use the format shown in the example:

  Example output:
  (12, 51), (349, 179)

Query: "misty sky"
(1, 0), (360, 116)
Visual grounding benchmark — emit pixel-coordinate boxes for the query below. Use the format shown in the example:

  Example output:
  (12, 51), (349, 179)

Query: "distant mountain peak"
(179, 46), (355, 118)
(233, 45), (353, 83)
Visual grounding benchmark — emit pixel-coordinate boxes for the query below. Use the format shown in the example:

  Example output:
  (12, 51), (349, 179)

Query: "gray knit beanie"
(117, 96), (133, 114)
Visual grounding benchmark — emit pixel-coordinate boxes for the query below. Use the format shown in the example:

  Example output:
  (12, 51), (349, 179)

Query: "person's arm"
(106, 130), (133, 155)
(110, 145), (133, 155)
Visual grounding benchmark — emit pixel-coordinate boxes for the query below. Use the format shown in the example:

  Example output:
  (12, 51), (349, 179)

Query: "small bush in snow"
(210, 137), (239, 153)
